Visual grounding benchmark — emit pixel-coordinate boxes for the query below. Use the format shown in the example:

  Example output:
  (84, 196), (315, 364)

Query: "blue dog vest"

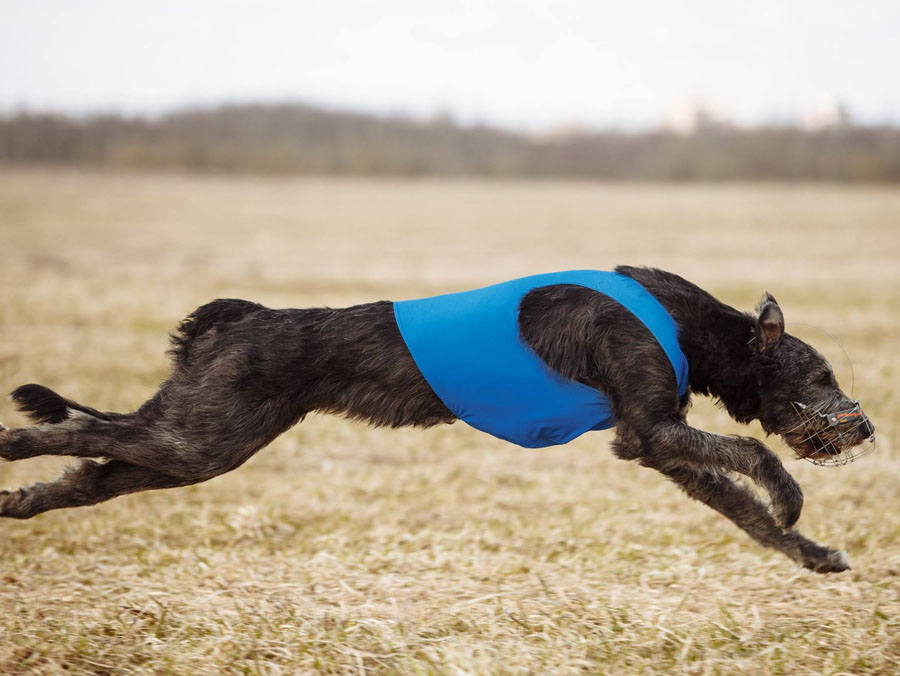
(393, 271), (689, 448)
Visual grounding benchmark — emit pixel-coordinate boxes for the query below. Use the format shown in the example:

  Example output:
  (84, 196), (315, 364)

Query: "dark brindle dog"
(0, 267), (874, 573)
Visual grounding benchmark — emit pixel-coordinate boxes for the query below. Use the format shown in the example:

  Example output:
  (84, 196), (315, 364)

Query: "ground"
(1, 169), (899, 675)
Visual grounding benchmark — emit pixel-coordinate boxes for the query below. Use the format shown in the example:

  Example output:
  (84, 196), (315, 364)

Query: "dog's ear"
(754, 292), (784, 355)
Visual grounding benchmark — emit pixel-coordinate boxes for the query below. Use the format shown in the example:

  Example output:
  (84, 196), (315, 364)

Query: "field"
(1, 169), (899, 675)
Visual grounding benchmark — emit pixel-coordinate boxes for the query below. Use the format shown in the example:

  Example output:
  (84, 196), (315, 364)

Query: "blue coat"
(393, 271), (689, 448)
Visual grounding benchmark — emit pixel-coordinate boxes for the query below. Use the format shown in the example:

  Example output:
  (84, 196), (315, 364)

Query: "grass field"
(1, 169), (899, 675)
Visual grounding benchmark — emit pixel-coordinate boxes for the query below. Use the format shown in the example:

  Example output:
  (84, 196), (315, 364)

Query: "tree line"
(2, 103), (899, 181)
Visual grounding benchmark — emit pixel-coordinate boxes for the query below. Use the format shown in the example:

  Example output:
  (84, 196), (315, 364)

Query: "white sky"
(1, 0), (898, 130)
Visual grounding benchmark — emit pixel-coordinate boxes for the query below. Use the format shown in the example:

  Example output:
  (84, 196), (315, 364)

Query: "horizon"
(0, 96), (886, 136)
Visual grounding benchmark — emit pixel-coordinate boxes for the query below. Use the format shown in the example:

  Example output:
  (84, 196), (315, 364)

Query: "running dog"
(0, 267), (875, 573)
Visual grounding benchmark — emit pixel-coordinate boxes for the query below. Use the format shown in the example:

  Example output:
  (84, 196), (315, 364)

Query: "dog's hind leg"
(0, 412), (273, 484)
(646, 463), (848, 573)
(0, 411), (276, 518)
(1, 378), (306, 501)
(2, 385), (154, 466)
(0, 460), (195, 519)
(0, 414), (148, 463)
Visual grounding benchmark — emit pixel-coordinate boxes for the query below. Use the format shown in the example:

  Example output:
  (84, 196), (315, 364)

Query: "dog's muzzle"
(789, 400), (876, 466)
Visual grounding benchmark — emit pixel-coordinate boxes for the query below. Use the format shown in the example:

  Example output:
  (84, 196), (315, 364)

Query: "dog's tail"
(168, 298), (266, 362)
(10, 384), (116, 424)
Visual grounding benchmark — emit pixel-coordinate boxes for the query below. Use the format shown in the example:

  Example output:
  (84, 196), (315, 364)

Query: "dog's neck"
(616, 266), (762, 423)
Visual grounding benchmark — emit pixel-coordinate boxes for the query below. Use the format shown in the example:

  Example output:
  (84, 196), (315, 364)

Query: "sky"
(1, 0), (898, 130)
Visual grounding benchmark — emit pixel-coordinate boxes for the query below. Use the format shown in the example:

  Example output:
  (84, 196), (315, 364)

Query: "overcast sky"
(1, 0), (897, 130)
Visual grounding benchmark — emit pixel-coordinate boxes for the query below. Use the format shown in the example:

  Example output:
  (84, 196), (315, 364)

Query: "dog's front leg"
(647, 463), (849, 573)
(642, 423), (804, 530)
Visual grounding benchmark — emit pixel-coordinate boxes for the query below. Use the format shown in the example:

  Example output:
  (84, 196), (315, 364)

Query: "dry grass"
(1, 169), (899, 675)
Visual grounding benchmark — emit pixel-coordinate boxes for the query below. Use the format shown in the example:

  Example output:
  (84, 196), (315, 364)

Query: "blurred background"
(2, 3), (900, 674)
(2, 0), (900, 179)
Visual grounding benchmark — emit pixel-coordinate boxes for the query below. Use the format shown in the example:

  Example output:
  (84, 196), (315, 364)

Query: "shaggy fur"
(0, 267), (874, 573)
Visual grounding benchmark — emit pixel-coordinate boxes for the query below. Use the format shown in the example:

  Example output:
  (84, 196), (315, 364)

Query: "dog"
(0, 267), (875, 573)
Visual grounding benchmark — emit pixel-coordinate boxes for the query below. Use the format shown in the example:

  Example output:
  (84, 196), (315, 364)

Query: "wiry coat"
(0, 267), (874, 573)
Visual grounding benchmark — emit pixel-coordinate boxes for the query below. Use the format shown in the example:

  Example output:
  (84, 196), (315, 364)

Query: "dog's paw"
(799, 542), (851, 574)
(771, 480), (804, 530)
(0, 488), (28, 519)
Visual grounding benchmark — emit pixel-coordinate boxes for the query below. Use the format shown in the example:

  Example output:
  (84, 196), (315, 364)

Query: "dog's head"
(749, 294), (875, 465)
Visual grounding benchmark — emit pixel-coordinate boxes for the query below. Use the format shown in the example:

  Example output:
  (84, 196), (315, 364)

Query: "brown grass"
(1, 169), (899, 675)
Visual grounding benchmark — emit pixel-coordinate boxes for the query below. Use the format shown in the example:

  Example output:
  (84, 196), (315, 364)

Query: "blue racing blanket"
(393, 271), (688, 448)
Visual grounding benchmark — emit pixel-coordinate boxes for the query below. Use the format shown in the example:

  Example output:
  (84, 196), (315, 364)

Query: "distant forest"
(2, 103), (900, 181)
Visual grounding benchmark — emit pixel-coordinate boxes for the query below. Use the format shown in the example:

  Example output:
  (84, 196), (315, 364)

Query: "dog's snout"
(861, 415), (875, 439)
(848, 400), (875, 439)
